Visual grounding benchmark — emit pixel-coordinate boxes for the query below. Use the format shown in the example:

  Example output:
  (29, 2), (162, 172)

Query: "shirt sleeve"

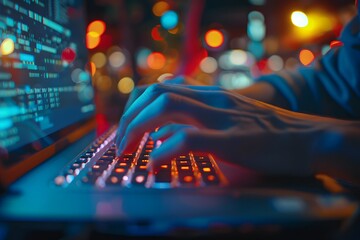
(256, 9), (360, 119)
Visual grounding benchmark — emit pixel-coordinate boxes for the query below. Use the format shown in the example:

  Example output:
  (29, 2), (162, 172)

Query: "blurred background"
(84, 0), (356, 130)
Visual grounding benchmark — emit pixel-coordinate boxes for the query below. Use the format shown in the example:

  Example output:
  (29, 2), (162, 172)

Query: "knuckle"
(158, 92), (175, 111)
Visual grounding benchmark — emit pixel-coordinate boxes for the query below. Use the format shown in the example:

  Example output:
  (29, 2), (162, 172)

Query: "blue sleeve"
(257, 11), (360, 119)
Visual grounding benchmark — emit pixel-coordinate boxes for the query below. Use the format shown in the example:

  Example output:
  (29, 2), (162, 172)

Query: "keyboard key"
(113, 167), (128, 174)
(179, 174), (196, 184)
(131, 172), (148, 186)
(202, 174), (220, 185)
(75, 157), (89, 164)
(154, 171), (172, 183)
(135, 164), (148, 172)
(193, 155), (210, 162)
(91, 164), (108, 172)
(106, 174), (125, 186)
(82, 172), (101, 184)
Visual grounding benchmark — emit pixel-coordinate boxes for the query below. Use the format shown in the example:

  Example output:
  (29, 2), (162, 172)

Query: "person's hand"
(116, 83), (353, 177)
(123, 75), (206, 112)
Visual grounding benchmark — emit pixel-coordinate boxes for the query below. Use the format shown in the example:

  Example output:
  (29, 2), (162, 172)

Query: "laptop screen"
(0, 0), (95, 167)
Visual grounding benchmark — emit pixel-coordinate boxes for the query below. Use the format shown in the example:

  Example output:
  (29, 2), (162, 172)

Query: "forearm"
(231, 82), (291, 109)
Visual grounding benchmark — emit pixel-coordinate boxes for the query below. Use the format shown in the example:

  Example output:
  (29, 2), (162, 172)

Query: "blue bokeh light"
(160, 11), (178, 30)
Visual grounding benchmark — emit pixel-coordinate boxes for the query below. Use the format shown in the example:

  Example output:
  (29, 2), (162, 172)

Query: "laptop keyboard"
(54, 127), (225, 188)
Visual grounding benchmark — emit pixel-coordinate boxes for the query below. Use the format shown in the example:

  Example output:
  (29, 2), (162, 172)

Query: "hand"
(116, 83), (353, 177)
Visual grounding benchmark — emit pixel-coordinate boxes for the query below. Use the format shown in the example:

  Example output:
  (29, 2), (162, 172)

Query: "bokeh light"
(61, 47), (76, 63)
(118, 77), (135, 94)
(291, 11), (309, 28)
(205, 29), (224, 48)
(0, 38), (15, 55)
(330, 40), (344, 49)
(152, 1), (170, 17)
(160, 10), (178, 30)
(96, 75), (112, 91)
(89, 61), (96, 76)
(136, 48), (151, 69)
(91, 52), (107, 68)
(299, 49), (315, 66)
(109, 51), (126, 68)
(147, 52), (166, 70)
(267, 55), (284, 71)
(229, 50), (247, 66)
(151, 25), (164, 41)
(249, 0), (266, 6)
(86, 32), (100, 49)
(200, 57), (218, 74)
(321, 45), (331, 55)
(87, 20), (106, 36)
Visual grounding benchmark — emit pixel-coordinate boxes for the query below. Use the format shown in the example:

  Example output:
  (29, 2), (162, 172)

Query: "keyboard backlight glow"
(115, 168), (125, 173)
(135, 175), (145, 183)
(181, 166), (190, 170)
(110, 176), (119, 183)
(207, 175), (215, 181)
(183, 176), (193, 183)
(203, 167), (211, 172)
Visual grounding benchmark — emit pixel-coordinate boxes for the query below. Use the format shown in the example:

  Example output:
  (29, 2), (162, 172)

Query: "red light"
(61, 47), (76, 63)
(330, 40), (344, 49)
(151, 25), (164, 41)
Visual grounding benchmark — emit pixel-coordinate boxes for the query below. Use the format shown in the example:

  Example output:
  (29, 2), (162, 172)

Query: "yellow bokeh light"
(91, 52), (107, 68)
(86, 32), (100, 49)
(291, 11), (308, 28)
(291, 10), (335, 41)
(1, 38), (15, 55)
(118, 77), (135, 94)
(87, 20), (106, 36)
(152, 1), (170, 17)
(205, 30), (224, 48)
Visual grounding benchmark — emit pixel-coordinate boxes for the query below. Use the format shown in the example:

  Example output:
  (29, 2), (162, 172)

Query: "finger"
(117, 83), (227, 147)
(150, 123), (197, 141)
(124, 84), (149, 111)
(148, 129), (222, 170)
(116, 85), (149, 147)
(118, 92), (233, 155)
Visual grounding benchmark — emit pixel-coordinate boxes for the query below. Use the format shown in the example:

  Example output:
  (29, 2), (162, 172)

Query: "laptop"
(0, 0), (357, 237)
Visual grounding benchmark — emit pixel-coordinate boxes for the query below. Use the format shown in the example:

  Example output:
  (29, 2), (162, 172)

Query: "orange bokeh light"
(152, 1), (170, 17)
(299, 49), (315, 66)
(86, 32), (100, 49)
(205, 29), (224, 48)
(89, 61), (96, 76)
(147, 52), (166, 70)
(87, 20), (106, 36)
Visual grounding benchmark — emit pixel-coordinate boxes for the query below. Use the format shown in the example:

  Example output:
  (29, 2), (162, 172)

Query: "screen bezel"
(0, 116), (96, 188)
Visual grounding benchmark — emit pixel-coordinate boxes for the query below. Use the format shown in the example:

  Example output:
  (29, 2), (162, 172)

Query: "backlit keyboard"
(54, 127), (226, 188)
